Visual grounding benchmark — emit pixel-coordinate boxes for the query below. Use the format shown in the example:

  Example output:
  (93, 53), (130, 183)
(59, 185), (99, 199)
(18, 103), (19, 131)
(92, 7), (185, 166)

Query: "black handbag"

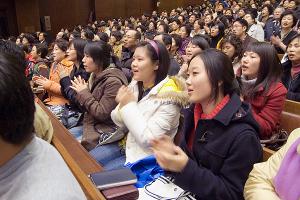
(61, 105), (83, 129)
(260, 129), (289, 151)
(95, 126), (128, 146)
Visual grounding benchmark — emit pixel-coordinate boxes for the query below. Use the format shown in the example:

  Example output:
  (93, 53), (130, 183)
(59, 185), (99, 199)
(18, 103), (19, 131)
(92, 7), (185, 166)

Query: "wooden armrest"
(280, 100), (300, 134)
(263, 147), (275, 162)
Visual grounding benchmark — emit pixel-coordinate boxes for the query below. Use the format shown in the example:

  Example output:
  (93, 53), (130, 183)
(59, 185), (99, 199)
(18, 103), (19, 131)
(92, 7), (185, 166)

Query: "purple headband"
(149, 40), (159, 57)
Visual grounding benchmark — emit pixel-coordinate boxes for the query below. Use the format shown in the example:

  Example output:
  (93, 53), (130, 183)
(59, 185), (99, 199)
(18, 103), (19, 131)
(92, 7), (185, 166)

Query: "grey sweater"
(0, 137), (86, 200)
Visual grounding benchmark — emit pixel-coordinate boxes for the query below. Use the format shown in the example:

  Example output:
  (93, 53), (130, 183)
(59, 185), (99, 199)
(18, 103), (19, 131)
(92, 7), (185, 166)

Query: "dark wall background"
(39, 0), (93, 33)
(0, 0), (18, 38)
(2, 0), (202, 37)
(94, 0), (155, 19)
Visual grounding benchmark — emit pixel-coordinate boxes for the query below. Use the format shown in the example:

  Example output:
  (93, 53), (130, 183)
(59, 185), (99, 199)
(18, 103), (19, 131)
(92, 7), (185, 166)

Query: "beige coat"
(244, 128), (300, 200)
(34, 102), (53, 143)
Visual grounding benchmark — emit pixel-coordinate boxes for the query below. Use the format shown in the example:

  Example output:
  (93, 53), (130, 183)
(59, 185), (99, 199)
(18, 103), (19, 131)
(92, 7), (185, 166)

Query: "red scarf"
(187, 95), (230, 150)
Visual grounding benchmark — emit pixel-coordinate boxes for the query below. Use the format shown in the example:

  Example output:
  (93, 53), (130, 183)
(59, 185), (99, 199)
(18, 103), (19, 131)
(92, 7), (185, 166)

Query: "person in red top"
(237, 42), (287, 139)
(151, 49), (262, 199)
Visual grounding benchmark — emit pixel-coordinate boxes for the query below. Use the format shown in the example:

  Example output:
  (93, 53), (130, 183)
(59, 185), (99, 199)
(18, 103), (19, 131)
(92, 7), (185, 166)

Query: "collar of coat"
(131, 76), (189, 107)
(188, 93), (244, 127)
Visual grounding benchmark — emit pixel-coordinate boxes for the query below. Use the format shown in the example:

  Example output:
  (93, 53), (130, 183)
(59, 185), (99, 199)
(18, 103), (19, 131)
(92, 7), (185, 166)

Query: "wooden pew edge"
(36, 98), (102, 173)
(262, 147), (275, 162)
(52, 135), (106, 200)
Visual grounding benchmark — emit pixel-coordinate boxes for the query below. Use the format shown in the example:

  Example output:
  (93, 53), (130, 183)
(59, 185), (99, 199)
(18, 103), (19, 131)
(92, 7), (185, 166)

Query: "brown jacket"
(76, 66), (127, 151)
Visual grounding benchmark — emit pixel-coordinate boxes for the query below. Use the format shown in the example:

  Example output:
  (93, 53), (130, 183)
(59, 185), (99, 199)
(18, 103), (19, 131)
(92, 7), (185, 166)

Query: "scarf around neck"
(240, 75), (257, 97)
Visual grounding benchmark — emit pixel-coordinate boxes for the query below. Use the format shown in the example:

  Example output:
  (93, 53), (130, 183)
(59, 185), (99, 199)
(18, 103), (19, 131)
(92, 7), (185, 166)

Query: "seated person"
(0, 40), (53, 143)
(282, 34), (300, 102)
(178, 34), (210, 77)
(0, 53), (86, 200)
(30, 43), (50, 78)
(220, 34), (243, 75)
(59, 39), (89, 130)
(151, 49), (262, 199)
(90, 41), (188, 170)
(237, 42), (287, 139)
(244, 128), (300, 200)
(34, 39), (73, 112)
(70, 41), (127, 147)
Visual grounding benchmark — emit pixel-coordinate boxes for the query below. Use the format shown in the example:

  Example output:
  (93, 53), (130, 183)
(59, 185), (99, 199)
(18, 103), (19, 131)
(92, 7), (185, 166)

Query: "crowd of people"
(1, 0), (300, 199)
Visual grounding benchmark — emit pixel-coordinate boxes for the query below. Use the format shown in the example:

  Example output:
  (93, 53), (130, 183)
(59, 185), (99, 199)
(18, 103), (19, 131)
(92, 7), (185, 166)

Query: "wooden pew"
(280, 100), (300, 134)
(263, 100), (300, 161)
(36, 99), (106, 200)
(262, 147), (275, 162)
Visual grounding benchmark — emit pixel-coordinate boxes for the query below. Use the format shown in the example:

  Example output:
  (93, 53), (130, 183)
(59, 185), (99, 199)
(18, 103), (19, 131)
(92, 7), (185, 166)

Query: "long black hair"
(69, 38), (87, 65)
(190, 49), (240, 101)
(242, 42), (282, 99)
(84, 41), (121, 70)
(135, 40), (170, 100)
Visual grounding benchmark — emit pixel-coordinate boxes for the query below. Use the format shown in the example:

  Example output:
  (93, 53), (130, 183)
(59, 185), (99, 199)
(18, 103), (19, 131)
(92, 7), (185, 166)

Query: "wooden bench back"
(36, 99), (106, 200)
(263, 100), (300, 161)
(280, 100), (300, 134)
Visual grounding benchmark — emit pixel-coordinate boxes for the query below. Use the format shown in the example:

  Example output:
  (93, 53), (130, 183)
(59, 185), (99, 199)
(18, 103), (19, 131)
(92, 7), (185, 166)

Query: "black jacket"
(172, 93), (262, 200)
(282, 60), (300, 101)
(120, 47), (134, 82)
(60, 64), (90, 112)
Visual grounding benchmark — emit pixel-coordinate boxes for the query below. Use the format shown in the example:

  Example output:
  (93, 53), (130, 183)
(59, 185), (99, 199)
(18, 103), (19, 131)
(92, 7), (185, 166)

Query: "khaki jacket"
(34, 102), (53, 143)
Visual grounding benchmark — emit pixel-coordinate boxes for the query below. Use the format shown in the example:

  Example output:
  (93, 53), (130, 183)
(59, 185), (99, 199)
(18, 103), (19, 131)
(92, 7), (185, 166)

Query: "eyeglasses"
(232, 24), (243, 28)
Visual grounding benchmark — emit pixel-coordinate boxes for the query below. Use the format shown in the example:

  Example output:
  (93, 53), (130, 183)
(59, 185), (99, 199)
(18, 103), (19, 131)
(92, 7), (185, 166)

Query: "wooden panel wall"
(0, 0), (18, 37)
(15, 0), (40, 33)
(10, 0), (203, 36)
(158, 0), (203, 12)
(95, 0), (155, 20)
(39, 0), (93, 34)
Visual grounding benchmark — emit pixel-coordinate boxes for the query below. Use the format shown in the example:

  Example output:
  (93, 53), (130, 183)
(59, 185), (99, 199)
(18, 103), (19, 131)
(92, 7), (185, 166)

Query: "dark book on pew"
(102, 185), (139, 200)
(89, 168), (137, 190)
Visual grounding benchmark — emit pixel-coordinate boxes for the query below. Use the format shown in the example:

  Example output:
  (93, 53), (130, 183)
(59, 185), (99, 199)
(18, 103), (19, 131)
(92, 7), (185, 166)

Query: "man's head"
(0, 53), (35, 145)
(171, 19), (181, 31)
(38, 32), (47, 42)
(154, 33), (172, 52)
(274, 7), (284, 20)
(123, 29), (141, 49)
(232, 18), (248, 39)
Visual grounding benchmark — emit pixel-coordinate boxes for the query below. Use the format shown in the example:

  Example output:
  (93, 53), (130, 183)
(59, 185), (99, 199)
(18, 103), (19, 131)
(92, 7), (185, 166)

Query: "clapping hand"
(58, 65), (69, 79)
(70, 76), (88, 93)
(115, 85), (136, 108)
(150, 135), (189, 172)
(34, 76), (50, 88)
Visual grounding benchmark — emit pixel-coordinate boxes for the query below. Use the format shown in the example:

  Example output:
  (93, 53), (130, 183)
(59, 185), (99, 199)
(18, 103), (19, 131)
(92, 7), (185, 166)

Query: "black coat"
(60, 64), (90, 112)
(120, 47), (134, 82)
(282, 60), (300, 101)
(171, 93), (262, 200)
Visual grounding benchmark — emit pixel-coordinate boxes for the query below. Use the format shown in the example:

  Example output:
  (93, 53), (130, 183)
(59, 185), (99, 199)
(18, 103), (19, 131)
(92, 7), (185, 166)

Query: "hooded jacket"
(76, 66), (127, 151)
(171, 93), (262, 200)
(111, 76), (189, 163)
